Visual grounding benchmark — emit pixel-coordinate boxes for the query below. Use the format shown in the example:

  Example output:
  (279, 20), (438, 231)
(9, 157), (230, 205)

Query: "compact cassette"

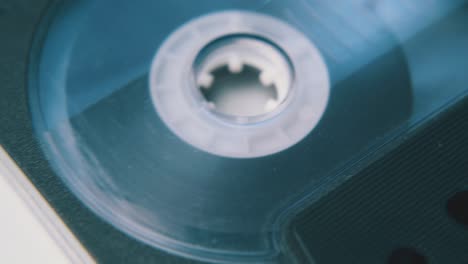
(1, 0), (468, 263)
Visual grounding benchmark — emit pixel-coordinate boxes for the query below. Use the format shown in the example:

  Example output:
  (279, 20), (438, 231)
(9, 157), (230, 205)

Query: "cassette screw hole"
(388, 248), (427, 264)
(447, 190), (468, 227)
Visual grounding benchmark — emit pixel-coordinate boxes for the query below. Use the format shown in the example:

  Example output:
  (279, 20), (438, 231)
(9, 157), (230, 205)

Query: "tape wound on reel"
(29, 1), (413, 263)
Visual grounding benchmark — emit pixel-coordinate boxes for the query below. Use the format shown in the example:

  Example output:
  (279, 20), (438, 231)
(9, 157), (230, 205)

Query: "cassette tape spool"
(27, 1), (417, 263)
(150, 11), (330, 158)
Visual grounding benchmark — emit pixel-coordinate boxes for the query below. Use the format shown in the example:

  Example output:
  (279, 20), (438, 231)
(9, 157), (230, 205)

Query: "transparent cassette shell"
(28, 1), (468, 263)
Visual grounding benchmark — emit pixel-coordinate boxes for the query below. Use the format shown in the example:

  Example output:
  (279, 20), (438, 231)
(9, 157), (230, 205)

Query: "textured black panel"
(290, 95), (468, 264)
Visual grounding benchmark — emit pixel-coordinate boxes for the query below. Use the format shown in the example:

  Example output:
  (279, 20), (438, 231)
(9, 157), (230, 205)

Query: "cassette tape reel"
(1, 0), (468, 263)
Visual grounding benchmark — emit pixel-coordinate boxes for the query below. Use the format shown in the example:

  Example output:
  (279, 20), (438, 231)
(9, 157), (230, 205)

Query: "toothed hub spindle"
(194, 36), (293, 120)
